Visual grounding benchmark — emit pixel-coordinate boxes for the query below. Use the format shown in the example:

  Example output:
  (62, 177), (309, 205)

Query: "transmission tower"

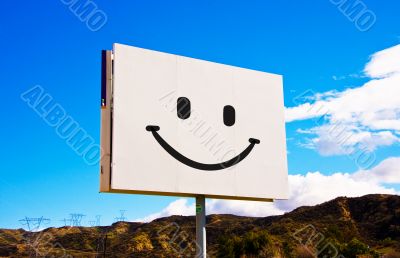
(60, 218), (72, 227)
(69, 213), (86, 226)
(95, 215), (101, 226)
(19, 216), (50, 231)
(88, 215), (101, 227)
(114, 210), (127, 222)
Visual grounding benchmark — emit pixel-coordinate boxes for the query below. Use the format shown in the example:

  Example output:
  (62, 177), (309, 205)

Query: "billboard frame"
(99, 47), (277, 202)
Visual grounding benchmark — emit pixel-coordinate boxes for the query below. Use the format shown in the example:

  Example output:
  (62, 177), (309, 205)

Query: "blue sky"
(1, 0), (400, 229)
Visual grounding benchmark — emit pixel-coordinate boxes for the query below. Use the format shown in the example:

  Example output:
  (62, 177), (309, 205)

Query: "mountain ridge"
(1, 194), (399, 257)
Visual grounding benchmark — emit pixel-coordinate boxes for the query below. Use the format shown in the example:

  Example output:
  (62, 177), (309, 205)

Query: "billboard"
(100, 43), (288, 201)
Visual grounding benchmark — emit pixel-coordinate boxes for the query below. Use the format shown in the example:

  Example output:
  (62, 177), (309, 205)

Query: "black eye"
(223, 105), (235, 126)
(177, 97), (191, 119)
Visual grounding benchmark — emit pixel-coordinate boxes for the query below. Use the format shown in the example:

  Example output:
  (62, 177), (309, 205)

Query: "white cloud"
(207, 199), (284, 217)
(353, 156), (400, 184)
(135, 199), (195, 222)
(364, 44), (400, 78)
(286, 44), (400, 155)
(332, 75), (346, 81)
(299, 125), (399, 156)
(331, 73), (365, 81)
(276, 169), (397, 212)
(135, 157), (400, 222)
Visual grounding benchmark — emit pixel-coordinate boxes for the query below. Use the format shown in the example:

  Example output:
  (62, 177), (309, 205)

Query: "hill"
(1, 194), (399, 257)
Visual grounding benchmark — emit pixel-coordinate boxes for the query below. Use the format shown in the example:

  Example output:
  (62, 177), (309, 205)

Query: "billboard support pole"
(196, 195), (206, 258)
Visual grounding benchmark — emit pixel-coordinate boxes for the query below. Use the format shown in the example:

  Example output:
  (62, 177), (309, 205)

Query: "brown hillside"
(0, 194), (399, 257)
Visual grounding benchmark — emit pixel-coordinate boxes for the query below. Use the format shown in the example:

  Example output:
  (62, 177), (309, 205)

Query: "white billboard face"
(106, 43), (288, 200)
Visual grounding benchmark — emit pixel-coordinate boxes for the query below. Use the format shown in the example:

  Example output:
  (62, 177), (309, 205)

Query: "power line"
(18, 216), (50, 231)
(60, 218), (72, 227)
(69, 213), (86, 226)
(89, 215), (101, 227)
(95, 215), (101, 226)
(114, 210), (127, 222)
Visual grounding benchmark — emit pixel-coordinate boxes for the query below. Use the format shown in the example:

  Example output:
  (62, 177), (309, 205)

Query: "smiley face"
(146, 97), (260, 171)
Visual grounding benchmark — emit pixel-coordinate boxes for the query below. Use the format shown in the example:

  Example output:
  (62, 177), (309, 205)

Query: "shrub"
(341, 238), (371, 258)
(217, 230), (271, 257)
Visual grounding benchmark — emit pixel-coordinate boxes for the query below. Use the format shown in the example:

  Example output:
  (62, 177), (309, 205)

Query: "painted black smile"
(146, 125), (260, 171)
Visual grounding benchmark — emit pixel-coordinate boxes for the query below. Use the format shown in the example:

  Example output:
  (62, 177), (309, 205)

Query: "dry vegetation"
(0, 194), (399, 257)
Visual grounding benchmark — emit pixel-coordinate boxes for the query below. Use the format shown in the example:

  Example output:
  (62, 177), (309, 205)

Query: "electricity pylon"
(114, 210), (127, 222)
(69, 213), (85, 226)
(19, 216), (50, 231)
